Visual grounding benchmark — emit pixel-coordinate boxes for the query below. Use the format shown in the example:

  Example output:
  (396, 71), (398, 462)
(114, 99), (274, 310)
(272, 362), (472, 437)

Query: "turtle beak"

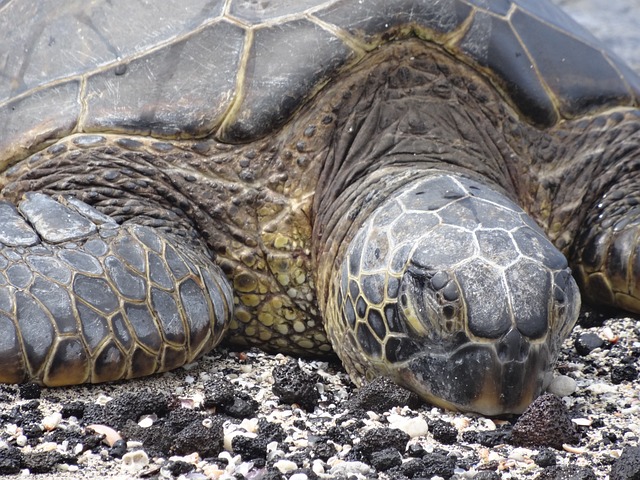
(398, 334), (551, 416)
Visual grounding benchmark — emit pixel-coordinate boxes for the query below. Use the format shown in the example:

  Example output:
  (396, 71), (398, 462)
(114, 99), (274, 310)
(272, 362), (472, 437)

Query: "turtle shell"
(1, 0), (639, 169)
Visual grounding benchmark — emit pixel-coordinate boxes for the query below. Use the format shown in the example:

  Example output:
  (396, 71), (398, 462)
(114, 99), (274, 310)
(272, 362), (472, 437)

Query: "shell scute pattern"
(2, 0), (639, 169)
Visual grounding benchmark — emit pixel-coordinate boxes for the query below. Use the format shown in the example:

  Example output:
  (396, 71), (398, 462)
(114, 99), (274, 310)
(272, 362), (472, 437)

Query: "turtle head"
(328, 174), (580, 415)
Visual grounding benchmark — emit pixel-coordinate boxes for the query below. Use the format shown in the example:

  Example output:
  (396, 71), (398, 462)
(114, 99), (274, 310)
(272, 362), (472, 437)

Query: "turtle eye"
(399, 266), (463, 337)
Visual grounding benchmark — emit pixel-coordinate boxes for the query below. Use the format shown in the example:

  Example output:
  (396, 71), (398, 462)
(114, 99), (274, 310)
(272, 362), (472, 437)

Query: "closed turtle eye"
(399, 265), (463, 337)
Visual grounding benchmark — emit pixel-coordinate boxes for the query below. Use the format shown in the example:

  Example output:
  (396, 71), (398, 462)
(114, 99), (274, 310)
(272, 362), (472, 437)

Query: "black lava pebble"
(82, 390), (170, 429)
(227, 395), (259, 418)
(537, 465), (597, 480)
(399, 457), (429, 478)
(348, 377), (422, 413)
(203, 376), (259, 418)
(232, 434), (268, 460)
(407, 443), (426, 457)
(611, 365), (638, 384)
(473, 472), (501, 480)
(44, 428), (103, 454)
(610, 446), (640, 480)
(119, 421), (172, 457)
(323, 425), (352, 445)
(180, 408), (216, 431)
(358, 427), (410, 460)
(22, 451), (76, 474)
(0, 447), (22, 475)
(163, 459), (194, 476)
(393, 453), (456, 479)
(171, 416), (225, 457)
(310, 440), (336, 461)
(511, 394), (579, 449)
(462, 426), (512, 447)
(262, 467), (285, 480)
(370, 447), (402, 471)
(119, 407), (225, 458)
(429, 419), (458, 444)
(574, 333), (605, 356)
(18, 383), (41, 400)
(60, 401), (86, 419)
(258, 418), (286, 444)
(535, 448), (557, 467)
(271, 360), (320, 411)
(423, 451), (456, 479)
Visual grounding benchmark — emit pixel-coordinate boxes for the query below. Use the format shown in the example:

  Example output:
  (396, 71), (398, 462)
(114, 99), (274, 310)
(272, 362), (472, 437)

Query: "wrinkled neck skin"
(312, 43), (581, 415)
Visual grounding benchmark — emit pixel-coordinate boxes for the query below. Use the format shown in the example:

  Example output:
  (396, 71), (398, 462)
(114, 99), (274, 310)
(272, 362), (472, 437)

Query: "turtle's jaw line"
(396, 342), (550, 416)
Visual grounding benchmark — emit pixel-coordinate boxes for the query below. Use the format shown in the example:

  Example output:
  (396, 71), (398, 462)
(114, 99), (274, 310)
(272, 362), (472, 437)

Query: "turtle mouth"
(397, 338), (551, 416)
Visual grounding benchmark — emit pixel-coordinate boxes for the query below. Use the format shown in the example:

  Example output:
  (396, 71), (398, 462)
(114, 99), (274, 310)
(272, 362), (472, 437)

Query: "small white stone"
(238, 418), (259, 433)
(289, 474), (308, 480)
(36, 442), (58, 453)
(387, 414), (429, 438)
(571, 418), (593, 427)
(547, 375), (577, 397)
(16, 435), (27, 447)
(508, 447), (533, 462)
(5, 424), (18, 436)
(587, 383), (618, 395)
(274, 459), (298, 474)
(138, 415), (156, 428)
(121, 450), (149, 473)
(452, 417), (471, 431)
(562, 444), (587, 454)
(366, 411), (381, 421)
(478, 418), (498, 430)
(488, 451), (504, 462)
(234, 461), (253, 477)
(312, 459), (325, 475)
(202, 464), (226, 478)
(95, 394), (112, 406)
(42, 412), (62, 431)
(601, 326), (616, 341)
(622, 405), (640, 415)
(329, 460), (372, 476)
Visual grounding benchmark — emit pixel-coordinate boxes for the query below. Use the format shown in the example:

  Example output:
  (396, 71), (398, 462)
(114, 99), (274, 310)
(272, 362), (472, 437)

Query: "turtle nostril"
(497, 329), (530, 362)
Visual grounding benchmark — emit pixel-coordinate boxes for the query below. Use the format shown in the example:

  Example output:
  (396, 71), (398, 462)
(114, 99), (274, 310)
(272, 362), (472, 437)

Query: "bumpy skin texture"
(0, 1), (639, 414)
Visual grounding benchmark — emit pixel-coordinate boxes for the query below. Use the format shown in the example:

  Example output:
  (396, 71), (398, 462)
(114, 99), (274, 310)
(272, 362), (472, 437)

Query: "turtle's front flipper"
(572, 184), (640, 313)
(0, 193), (232, 386)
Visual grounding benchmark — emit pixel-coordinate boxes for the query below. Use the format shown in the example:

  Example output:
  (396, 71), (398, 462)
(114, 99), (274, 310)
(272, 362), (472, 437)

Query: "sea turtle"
(0, 0), (638, 416)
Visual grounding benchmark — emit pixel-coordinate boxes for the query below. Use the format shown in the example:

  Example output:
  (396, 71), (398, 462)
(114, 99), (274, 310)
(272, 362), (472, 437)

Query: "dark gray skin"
(0, 0), (639, 415)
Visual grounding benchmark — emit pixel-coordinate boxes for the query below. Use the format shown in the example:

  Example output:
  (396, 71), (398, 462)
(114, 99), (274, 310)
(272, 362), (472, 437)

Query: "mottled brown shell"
(1, 0), (639, 170)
